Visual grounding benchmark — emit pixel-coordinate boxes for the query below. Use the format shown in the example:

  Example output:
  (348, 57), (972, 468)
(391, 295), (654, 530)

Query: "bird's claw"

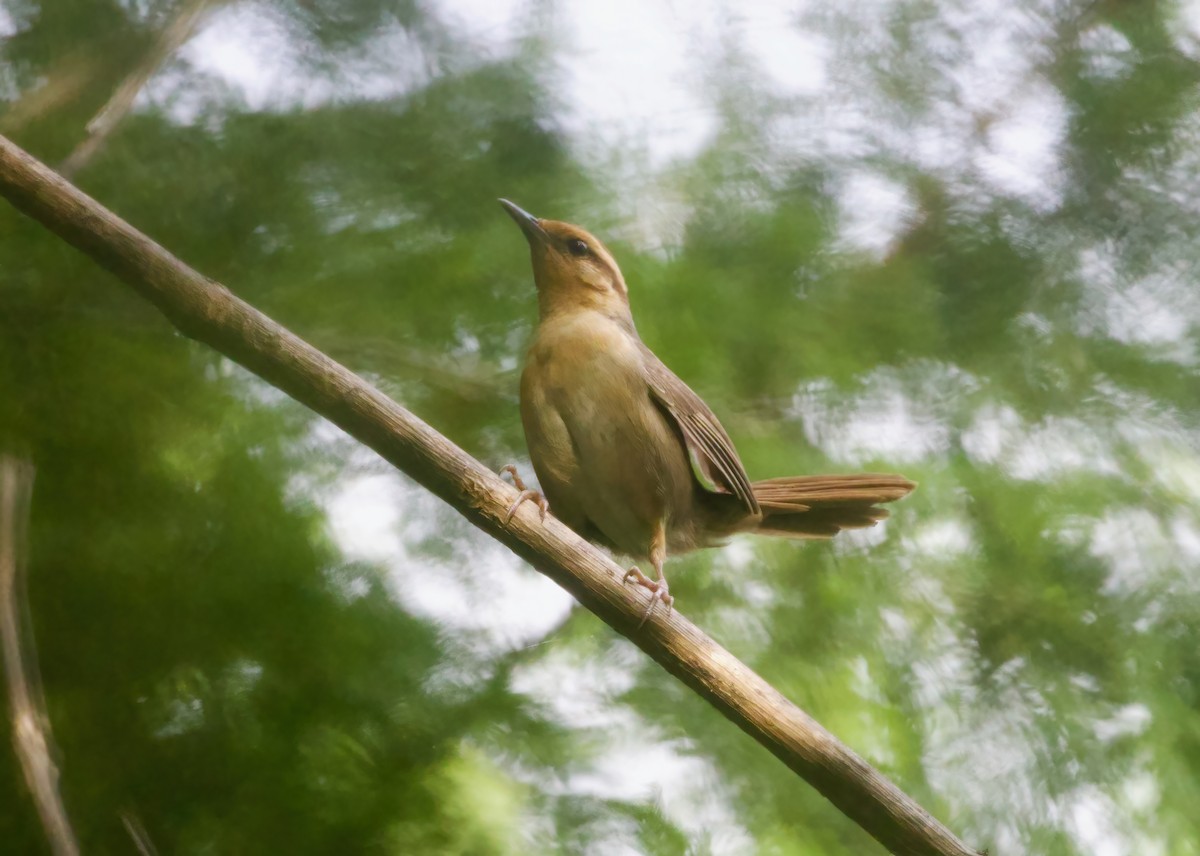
(505, 489), (549, 523)
(622, 566), (673, 627)
(500, 465), (549, 524)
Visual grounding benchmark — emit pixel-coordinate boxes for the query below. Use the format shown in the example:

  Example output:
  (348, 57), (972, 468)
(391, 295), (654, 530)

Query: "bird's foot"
(622, 566), (673, 627)
(500, 464), (549, 524)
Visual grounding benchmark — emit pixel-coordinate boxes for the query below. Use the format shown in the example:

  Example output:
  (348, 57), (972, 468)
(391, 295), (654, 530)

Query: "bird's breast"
(526, 311), (644, 395)
(519, 312), (698, 556)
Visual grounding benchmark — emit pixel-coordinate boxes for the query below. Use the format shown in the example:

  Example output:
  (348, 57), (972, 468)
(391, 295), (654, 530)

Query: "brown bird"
(499, 199), (914, 623)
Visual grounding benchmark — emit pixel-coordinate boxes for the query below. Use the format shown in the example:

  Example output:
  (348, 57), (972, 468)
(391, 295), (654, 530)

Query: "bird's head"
(500, 199), (630, 322)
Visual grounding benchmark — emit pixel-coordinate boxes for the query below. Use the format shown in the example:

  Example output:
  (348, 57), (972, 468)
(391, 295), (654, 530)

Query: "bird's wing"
(639, 342), (760, 516)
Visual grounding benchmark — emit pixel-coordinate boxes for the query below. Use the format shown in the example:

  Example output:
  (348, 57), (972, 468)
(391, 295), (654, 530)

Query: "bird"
(498, 199), (915, 624)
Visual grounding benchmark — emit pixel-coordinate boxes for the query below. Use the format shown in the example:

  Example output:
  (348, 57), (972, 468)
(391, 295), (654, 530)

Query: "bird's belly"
(570, 402), (696, 557)
(521, 327), (697, 559)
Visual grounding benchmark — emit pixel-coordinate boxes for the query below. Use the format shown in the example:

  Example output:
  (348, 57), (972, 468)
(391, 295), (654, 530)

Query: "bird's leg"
(500, 464), (549, 523)
(622, 522), (672, 627)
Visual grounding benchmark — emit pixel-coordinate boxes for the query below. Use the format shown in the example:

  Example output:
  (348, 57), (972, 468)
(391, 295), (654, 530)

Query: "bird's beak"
(499, 198), (549, 246)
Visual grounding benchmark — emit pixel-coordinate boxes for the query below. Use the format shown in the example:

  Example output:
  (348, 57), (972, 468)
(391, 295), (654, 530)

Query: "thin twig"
(1, 456), (79, 856)
(0, 133), (980, 856)
(0, 52), (102, 134)
(59, 0), (218, 178)
(121, 808), (160, 856)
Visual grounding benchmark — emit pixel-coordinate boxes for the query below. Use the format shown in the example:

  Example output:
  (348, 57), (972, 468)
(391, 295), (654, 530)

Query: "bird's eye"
(566, 238), (589, 257)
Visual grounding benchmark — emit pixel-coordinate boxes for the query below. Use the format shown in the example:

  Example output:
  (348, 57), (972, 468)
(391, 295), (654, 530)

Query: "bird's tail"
(749, 474), (916, 538)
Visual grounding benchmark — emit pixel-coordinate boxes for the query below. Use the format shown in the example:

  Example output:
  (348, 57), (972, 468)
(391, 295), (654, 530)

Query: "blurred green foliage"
(1, 1), (1198, 853)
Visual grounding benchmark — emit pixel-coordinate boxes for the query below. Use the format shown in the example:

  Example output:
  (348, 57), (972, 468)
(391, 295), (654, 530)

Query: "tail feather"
(750, 474), (915, 539)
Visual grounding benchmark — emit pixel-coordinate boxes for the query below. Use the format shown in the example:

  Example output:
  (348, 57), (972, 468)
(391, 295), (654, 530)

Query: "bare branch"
(0, 133), (979, 856)
(1, 456), (79, 856)
(59, 0), (218, 178)
(0, 52), (102, 135)
(121, 809), (160, 856)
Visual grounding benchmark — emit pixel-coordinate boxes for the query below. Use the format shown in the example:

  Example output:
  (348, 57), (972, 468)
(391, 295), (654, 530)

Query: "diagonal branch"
(0, 132), (978, 856)
(59, 0), (219, 178)
(0, 51), (103, 135)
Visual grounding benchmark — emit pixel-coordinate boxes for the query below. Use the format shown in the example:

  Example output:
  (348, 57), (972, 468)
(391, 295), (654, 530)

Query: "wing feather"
(639, 343), (759, 515)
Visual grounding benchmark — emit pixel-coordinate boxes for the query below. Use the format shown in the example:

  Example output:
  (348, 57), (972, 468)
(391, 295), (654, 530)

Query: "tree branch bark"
(0, 132), (979, 856)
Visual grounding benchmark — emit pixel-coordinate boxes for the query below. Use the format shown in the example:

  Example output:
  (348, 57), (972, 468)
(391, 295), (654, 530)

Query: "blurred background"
(1, 1), (1199, 853)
